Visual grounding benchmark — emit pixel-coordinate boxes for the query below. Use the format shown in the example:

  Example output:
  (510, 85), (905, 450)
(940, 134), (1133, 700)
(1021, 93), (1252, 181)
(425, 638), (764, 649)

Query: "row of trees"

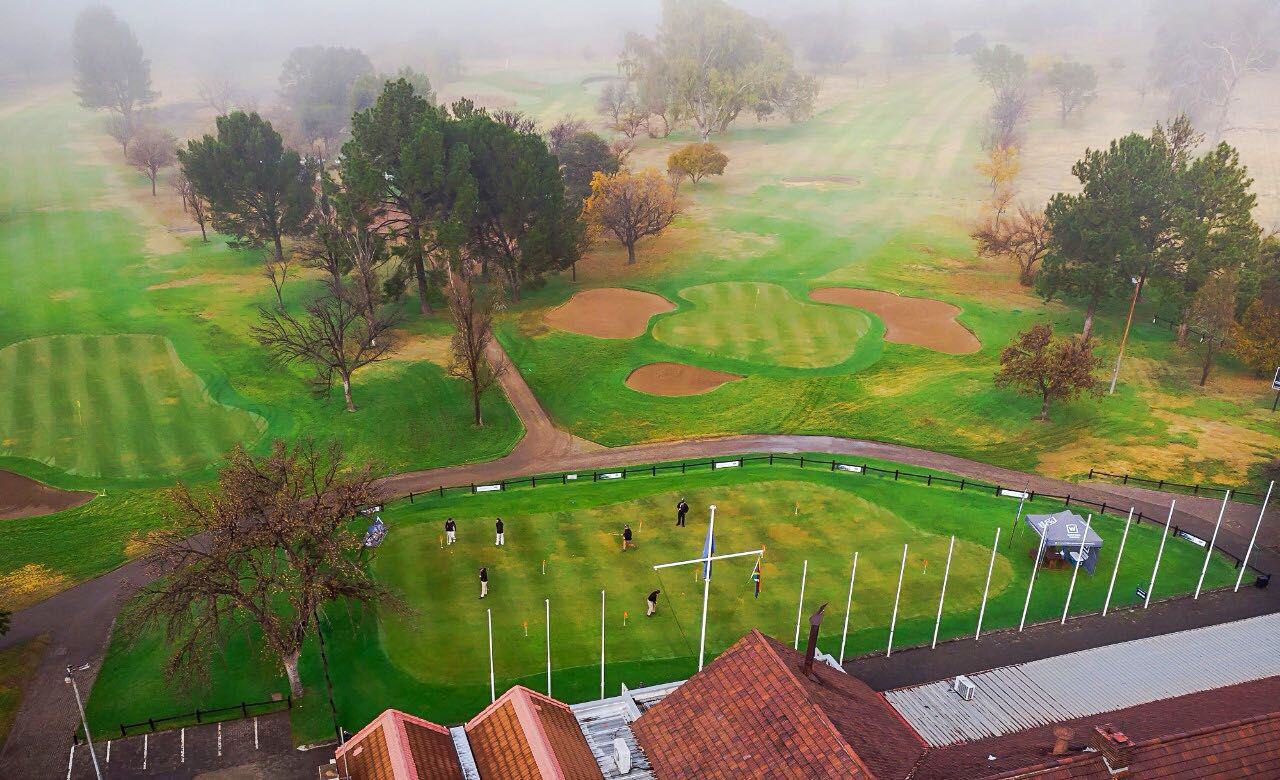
(600, 0), (819, 140)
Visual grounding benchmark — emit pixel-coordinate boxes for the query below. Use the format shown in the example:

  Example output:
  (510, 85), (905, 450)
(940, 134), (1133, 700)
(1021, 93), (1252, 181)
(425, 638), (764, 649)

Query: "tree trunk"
(409, 225), (432, 315)
(1038, 394), (1051, 421)
(472, 385), (483, 426)
(341, 375), (356, 412)
(1200, 343), (1213, 386)
(571, 261), (577, 283)
(284, 651), (304, 698)
(625, 241), (637, 265)
(150, 174), (157, 196)
(198, 219), (207, 242)
(1081, 299), (1097, 342)
(1177, 321), (1189, 347)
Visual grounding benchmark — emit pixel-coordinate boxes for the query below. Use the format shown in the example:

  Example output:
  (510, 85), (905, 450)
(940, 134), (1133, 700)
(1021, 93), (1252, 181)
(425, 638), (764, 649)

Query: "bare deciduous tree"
(253, 282), (399, 412)
(197, 77), (235, 114)
(170, 169), (210, 242)
(582, 169), (680, 264)
(126, 439), (397, 698)
(446, 275), (505, 426)
(973, 204), (1051, 285)
(126, 124), (177, 196)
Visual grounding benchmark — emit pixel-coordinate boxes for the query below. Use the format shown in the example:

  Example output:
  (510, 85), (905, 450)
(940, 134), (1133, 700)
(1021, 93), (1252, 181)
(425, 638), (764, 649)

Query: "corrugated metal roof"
(886, 612), (1280, 747)
(448, 725), (481, 780)
(572, 681), (680, 779)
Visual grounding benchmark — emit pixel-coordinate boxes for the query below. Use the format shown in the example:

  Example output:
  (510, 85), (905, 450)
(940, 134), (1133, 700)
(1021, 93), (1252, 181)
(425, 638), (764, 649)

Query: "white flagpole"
(1195, 491), (1231, 599)
(1019, 529), (1048, 632)
(599, 590), (606, 699)
(1060, 515), (1093, 624)
(931, 536), (955, 649)
(793, 559), (809, 649)
(886, 543), (908, 657)
(1013, 492), (1028, 534)
(838, 552), (859, 664)
(975, 527), (1000, 640)
(697, 505), (716, 671)
(487, 608), (495, 703)
(1102, 509), (1133, 616)
(1235, 481), (1274, 592)
(545, 598), (552, 697)
(1146, 501), (1176, 608)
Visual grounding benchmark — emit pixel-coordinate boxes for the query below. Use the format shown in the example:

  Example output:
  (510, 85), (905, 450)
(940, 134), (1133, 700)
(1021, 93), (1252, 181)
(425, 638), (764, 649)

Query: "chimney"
(802, 603), (828, 676)
(1090, 724), (1132, 778)
(1051, 726), (1073, 756)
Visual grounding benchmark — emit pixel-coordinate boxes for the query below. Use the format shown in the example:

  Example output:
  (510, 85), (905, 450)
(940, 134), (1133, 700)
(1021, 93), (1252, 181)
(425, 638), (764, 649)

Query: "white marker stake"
(886, 544), (908, 657)
(838, 552), (859, 664)
(1195, 491), (1231, 599)
(217, 722), (222, 756)
(975, 527), (1001, 640)
(105, 740), (111, 765)
(142, 734), (148, 770)
(66, 745), (75, 780)
(180, 728), (185, 763)
(600, 590), (606, 699)
(793, 560), (809, 650)
(1019, 531), (1048, 632)
(1235, 481), (1274, 592)
(487, 609), (495, 703)
(696, 505), (716, 671)
(545, 598), (552, 697)
(1060, 515), (1093, 624)
(1102, 509), (1133, 616)
(931, 536), (955, 649)
(254, 717), (259, 750)
(1146, 501), (1176, 608)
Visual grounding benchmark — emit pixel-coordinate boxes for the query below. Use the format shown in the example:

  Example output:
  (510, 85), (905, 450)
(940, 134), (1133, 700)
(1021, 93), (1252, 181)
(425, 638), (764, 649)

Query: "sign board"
(564, 473), (578, 481)
(359, 504), (383, 515)
(1273, 366), (1280, 391)
(599, 472), (624, 480)
(1000, 489), (1029, 500)
(714, 460), (741, 469)
(835, 463), (863, 473)
(1176, 529), (1208, 548)
(1135, 585), (1148, 601)
(475, 484), (502, 493)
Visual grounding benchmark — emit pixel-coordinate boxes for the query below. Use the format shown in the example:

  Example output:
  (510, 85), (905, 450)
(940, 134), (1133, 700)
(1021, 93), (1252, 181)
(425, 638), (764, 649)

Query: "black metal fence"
(79, 694), (294, 742)
(1150, 312), (1210, 342)
(1088, 467), (1270, 505)
(385, 453), (1269, 577)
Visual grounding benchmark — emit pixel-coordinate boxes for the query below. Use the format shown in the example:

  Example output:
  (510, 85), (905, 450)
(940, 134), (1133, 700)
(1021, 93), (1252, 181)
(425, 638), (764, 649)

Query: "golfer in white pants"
(444, 517), (456, 545)
(495, 517), (505, 546)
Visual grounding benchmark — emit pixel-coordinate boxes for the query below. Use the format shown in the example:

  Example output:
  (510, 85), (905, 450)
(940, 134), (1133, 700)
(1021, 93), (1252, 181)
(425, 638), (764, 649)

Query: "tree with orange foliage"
(582, 169), (680, 264)
(977, 144), (1020, 216)
(1231, 299), (1280, 377)
(995, 323), (1100, 421)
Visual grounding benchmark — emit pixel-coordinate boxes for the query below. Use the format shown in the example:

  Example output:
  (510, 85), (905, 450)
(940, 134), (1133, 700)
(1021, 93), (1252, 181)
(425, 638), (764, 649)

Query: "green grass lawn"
(651, 281), (873, 368)
(85, 459), (1239, 744)
(495, 63), (1279, 484)
(0, 95), (522, 605)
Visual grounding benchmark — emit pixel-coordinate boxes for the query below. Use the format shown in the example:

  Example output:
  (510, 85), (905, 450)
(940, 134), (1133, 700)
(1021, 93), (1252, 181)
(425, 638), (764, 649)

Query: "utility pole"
(1109, 276), (1141, 395)
(65, 664), (103, 780)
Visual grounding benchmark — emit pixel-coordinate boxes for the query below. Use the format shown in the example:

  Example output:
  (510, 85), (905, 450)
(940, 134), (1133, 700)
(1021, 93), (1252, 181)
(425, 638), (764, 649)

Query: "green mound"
(0, 334), (264, 479)
(652, 282), (872, 369)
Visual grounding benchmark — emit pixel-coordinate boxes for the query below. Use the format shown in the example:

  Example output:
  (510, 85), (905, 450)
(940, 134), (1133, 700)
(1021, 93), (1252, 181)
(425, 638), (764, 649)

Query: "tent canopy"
(1025, 510), (1104, 549)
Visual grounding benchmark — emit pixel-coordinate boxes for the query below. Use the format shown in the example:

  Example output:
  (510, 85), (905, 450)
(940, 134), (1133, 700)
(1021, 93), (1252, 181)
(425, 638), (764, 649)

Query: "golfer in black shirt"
(444, 518), (456, 545)
(676, 499), (689, 527)
(622, 524), (634, 551)
(479, 567), (488, 598)
(495, 518), (505, 546)
(647, 589), (661, 616)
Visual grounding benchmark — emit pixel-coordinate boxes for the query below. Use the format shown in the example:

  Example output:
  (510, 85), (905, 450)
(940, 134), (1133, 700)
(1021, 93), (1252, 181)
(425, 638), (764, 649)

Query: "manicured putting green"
(0, 334), (264, 479)
(652, 282), (871, 368)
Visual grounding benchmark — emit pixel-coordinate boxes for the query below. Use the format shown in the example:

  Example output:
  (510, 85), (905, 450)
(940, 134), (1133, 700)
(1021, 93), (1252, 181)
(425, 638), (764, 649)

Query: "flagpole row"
(931, 536), (955, 649)
(545, 598), (551, 698)
(1235, 481), (1274, 592)
(696, 505), (716, 671)
(599, 589), (606, 699)
(1195, 491), (1230, 599)
(1060, 515), (1093, 624)
(1019, 530), (1048, 632)
(886, 543), (908, 657)
(838, 552), (858, 665)
(487, 609), (495, 703)
(793, 560), (808, 650)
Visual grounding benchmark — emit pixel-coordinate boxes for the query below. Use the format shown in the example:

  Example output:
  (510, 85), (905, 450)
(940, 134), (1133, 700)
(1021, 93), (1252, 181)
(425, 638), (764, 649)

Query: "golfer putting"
(646, 589), (661, 616)
(622, 524), (635, 551)
(444, 517), (456, 545)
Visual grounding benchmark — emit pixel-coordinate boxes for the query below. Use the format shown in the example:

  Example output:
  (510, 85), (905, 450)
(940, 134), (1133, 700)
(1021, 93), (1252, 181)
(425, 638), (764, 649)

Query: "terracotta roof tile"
(632, 629), (925, 779)
(911, 675), (1280, 780)
(335, 709), (464, 780)
(465, 685), (603, 780)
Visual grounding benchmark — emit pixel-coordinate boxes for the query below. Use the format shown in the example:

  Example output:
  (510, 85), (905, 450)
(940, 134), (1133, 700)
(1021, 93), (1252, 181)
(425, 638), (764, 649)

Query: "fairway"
(86, 462), (1239, 740)
(0, 334), (264, 479)
(651, 282), (872, 368)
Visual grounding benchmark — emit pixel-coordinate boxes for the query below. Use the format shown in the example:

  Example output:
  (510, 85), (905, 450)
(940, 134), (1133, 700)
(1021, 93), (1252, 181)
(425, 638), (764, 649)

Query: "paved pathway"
(2, 341), (1276, 778)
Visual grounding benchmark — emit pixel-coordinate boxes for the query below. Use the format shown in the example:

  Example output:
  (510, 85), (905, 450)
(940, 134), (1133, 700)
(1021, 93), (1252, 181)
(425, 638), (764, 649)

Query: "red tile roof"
(911, 674), (1280, 780)
(632, 629), (926, 779)
(464, 685), (604, 780)
(334, 708), (464, 780)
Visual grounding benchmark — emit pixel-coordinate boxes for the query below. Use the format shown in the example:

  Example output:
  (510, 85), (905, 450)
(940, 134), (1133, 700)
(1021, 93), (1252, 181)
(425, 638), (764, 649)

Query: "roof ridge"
(756, 630), (875, 776)
(510, 686), (565, 780)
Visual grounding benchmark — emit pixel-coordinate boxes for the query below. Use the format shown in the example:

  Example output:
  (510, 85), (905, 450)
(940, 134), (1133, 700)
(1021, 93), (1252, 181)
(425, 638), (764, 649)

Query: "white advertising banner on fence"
(1000, 489), (1030, 500)
(714, 460), (741, 469)
(835, 464), (863, 473)
(599, 472), (623, 480)
(475, 484), (502, 493)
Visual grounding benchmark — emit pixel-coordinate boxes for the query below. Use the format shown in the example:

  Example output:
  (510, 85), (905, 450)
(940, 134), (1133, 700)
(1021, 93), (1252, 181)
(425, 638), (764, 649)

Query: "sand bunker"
(810, 287), (980, 354)
(625, 363), (742, 396)
(781, 175), (861, 187)
(545, 288), (675, 339)
(0, 471), (94, 520)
